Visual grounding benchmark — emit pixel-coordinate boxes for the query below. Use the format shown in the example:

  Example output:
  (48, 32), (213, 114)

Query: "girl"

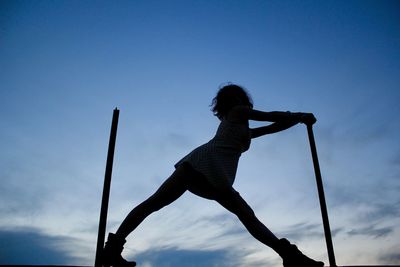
(103, 84), (324, 267)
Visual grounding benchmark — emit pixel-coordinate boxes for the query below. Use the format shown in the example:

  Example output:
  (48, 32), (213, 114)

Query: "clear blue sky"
(1, 1), (399, 266)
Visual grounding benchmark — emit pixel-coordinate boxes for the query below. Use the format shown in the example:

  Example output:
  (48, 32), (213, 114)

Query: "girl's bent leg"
(115, 166), (189, 239)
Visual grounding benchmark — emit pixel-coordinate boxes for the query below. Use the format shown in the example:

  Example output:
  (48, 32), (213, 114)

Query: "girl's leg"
(103, 166), (190, 267)
(185, 169), (284, 254)
(213, 188), (324, 266)
(214, 188), (281, 252)
(182, 165), (280, 250)
(115, 165), (189, 239)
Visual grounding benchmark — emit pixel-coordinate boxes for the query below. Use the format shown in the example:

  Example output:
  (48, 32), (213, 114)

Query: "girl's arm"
(232, 106), (316, 139)
(229, 106), (316, 126)
(246, 107), (316, 124)
(249, 109), (303, 122)
(229, 106), (301, 122)
(250, 121), (298, 139)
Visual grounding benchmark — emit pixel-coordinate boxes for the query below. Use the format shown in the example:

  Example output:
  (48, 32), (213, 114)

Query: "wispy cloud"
(329, 182), (400, 223)
(362, 201), (400, 223)
(277, 222), (324, 242)
(346, 224), (394, 239)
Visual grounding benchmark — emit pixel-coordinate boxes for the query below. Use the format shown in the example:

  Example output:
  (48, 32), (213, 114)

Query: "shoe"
(278, 238), (324, 267)
(103, 233), (136, 267)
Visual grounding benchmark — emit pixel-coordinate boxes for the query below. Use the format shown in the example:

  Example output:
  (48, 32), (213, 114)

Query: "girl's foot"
(103, 233), (136, 267)
(278, 238), (324, 267)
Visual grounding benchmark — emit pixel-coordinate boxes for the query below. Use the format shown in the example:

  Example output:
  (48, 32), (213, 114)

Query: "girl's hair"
(211, 84), (253, 119)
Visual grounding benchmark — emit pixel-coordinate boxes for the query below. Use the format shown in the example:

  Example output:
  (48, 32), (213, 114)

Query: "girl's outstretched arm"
(237, 107), (316, 138)
(248, 108), (316, 124)
(248, 109), (302, 122)
(250, 121), (298, 139)
(229, 106), (316, 126)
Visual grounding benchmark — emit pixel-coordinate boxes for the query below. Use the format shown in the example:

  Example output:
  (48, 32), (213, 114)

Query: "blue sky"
(0, 1), (399, 266)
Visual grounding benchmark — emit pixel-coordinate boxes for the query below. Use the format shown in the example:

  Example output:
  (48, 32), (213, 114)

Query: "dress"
(175, 119), (251, 189)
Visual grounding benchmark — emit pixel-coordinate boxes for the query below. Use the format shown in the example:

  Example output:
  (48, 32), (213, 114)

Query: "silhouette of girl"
(103, 84), (324, 267)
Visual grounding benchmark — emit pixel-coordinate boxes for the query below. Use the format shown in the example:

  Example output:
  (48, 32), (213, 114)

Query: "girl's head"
(211, 84), (253, 119)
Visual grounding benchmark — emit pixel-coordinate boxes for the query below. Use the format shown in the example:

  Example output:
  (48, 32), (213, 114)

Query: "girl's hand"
(300, 113), (317, 125)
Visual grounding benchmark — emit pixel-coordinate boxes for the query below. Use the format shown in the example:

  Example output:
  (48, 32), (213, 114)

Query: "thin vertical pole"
(95, 108), (120, 267)
(307, 124), (337, 267)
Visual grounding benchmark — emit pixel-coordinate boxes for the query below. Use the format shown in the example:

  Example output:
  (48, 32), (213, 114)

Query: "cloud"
(379, 249), (400, 265)
(347, 224), (394, 239)
(390, 151), (400, 167)
(362, 201), (400, 223)
(134, 247), (237, 267)
(0, 227), (84, 265)
(277, 222), (324, 242)
(329, 182), (400, 223)
(331, 227), (344, 238)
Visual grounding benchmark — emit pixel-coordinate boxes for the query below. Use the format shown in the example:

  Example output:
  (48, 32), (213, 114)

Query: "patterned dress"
(175, 119), (251, 189)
